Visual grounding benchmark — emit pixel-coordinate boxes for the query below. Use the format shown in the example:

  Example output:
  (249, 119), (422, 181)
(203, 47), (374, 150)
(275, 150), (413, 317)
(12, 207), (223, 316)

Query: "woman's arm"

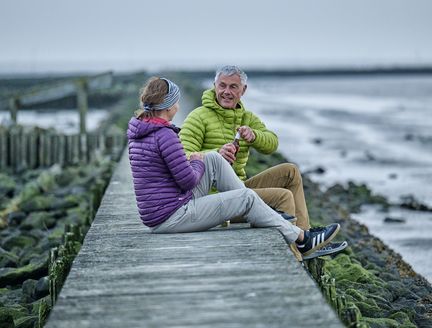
(159, 129), (205, 192)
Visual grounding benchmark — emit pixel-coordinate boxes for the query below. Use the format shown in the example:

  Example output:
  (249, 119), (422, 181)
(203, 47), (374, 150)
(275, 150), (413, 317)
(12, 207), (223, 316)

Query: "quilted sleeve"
(158, 129), (205, 192)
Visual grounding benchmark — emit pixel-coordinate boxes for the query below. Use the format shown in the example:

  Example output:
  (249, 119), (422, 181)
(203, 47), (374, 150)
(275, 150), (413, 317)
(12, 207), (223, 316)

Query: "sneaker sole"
(301, 223), (340, 257)
(302, 240), (348, 260)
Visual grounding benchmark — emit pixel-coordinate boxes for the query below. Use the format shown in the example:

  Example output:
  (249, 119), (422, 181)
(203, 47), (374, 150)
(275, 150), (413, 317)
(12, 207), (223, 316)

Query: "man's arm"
(248, 113), (278, 154)
(179, 110), (207, 156)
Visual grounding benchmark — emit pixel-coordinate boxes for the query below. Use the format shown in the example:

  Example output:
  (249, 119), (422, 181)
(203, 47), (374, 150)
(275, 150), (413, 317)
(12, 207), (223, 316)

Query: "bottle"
(232, 131), (241, 156)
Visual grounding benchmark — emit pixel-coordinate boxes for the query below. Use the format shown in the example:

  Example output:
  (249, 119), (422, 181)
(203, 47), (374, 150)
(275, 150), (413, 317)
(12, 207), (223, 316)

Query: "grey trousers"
(151, 152), (301, 243)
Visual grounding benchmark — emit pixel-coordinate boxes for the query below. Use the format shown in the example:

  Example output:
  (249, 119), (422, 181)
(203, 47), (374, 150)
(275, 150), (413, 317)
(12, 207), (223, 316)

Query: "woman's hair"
(138, 77), (168, 118)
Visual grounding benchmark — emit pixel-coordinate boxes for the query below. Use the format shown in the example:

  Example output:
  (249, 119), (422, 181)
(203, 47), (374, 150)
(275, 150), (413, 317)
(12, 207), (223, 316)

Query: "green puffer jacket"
(180, 88), (278, 180)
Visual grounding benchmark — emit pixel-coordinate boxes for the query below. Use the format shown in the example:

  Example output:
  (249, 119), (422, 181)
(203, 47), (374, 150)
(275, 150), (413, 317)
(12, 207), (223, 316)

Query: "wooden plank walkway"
(45, 149), (343, 328)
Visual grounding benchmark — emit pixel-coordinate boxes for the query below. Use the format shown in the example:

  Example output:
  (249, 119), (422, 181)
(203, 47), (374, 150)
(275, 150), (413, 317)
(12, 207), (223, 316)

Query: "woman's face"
(167, 101), (179, 121)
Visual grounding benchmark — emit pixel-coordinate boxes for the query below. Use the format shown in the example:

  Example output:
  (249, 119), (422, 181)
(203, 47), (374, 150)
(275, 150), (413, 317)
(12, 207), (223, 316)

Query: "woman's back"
(127, 117), (204, 227)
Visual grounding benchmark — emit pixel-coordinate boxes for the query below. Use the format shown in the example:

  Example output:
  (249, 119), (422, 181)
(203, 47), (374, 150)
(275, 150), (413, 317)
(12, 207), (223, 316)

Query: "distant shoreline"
(170, 66), (432, 80)
(2, 65), (432, 80)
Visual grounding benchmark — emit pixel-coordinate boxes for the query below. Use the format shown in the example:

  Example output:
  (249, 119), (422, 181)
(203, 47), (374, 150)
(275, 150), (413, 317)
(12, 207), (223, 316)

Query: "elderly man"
(179, 65), (347, 259)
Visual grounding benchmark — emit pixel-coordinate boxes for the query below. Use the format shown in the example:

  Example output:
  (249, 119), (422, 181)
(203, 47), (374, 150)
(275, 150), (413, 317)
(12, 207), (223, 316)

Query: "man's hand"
(189, 152), (204, 161)
(238, 126), (255, 143)
(218, 143), (237, 164)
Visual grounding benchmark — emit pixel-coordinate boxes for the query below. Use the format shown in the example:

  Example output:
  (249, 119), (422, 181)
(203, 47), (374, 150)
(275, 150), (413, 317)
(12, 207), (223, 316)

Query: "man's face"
(214, 74), (247, 109)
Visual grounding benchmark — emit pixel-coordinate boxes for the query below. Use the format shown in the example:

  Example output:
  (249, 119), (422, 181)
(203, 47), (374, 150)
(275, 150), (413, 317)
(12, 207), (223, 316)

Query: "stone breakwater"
(246, 149), (432, 328)
(0, 156), (116, 328)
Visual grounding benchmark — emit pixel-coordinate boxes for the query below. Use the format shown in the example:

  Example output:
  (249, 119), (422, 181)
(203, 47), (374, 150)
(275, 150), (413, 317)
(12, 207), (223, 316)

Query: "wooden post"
(58, 134), (66, 167)
(76, 80), (88, 135)
(28, 127), (38, 169)
(9, 97), (19, 124)
(20, 126), (28, 171)
(0, 126), (8, 169)
(71, 134), (80, 164)
(9, 125), (18, 170)
(80, 133), (88, 163)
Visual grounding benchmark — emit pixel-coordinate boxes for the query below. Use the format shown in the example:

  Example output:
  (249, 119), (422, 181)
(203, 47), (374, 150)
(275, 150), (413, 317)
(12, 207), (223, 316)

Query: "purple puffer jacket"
(127, 117), (205, 227)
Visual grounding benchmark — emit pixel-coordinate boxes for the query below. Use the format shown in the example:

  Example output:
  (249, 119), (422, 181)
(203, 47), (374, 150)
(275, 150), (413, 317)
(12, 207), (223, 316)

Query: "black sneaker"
(302, 241), (348, 260)
(296, 223), (340, 257)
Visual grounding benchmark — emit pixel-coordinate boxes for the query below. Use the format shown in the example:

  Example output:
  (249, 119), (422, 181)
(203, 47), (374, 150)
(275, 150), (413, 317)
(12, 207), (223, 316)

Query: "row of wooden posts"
(2, 73), (113, 135)
(0, 124), (125, 172)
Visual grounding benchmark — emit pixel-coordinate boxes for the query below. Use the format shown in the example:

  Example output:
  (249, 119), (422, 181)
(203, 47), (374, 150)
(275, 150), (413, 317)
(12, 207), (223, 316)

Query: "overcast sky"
(1, 0), (432, 73)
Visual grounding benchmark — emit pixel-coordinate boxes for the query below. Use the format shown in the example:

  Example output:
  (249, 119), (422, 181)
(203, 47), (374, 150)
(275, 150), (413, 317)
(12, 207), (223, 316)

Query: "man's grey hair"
(214, 65), (248, 85)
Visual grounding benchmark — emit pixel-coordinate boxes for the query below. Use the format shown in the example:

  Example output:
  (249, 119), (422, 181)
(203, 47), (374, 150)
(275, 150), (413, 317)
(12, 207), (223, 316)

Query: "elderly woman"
(127, 77), (340, 258)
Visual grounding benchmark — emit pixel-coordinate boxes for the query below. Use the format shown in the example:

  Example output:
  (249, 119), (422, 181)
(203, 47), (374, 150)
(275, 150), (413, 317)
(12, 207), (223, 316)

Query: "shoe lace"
(309, 226), (326, 233)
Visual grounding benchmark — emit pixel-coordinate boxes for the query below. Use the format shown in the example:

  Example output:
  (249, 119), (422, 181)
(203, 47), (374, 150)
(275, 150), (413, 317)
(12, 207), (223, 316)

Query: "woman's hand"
(189, 152), (204, 161)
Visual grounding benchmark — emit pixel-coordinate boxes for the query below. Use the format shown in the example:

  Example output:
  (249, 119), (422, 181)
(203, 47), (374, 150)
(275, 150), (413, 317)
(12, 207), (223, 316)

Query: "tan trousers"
(244, 163), (311, 230)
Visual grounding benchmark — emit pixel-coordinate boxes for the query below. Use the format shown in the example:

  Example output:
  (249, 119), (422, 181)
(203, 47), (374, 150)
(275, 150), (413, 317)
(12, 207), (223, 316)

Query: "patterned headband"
(143, 78), (181, 112)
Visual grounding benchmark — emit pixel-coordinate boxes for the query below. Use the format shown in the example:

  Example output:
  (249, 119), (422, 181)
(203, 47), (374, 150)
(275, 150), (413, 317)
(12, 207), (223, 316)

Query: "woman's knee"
(240, 188), (259, 203)
(205, 151), (224, 163)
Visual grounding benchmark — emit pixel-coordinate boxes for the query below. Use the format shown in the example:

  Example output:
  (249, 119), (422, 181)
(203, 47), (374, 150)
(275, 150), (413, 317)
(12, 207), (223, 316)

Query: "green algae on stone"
(0, 174), (16, 200)
(0, 257), (47, 288)
(325, 254), (385, 286)
(1, 235), (38, 252)
(0, 307), (16, 328)
(19, 212), (56, 231)
(0, 303), (28, 322)
(0, 249), (19, 268)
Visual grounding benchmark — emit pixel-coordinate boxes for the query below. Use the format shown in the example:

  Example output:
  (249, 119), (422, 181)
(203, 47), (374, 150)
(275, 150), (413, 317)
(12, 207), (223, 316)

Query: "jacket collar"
(201, 88), (245, 118)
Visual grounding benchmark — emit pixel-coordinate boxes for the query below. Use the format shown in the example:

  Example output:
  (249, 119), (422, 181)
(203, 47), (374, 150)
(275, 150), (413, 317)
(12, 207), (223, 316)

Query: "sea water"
(0, 108), (109, 134)
(243, 74), (432, 281)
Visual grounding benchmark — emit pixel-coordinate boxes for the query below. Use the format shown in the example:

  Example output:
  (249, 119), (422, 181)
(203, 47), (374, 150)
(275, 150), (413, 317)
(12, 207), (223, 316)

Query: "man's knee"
(277, 163), (303, 182)
(278, 188), (294, 204)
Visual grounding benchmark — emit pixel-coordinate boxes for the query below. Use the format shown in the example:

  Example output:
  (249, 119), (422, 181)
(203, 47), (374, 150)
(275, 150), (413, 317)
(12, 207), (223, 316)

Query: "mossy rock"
(324, 181), (389, 213)
(54, 169), (76, 187)
(36, 169), (59, 193)
(389, 312), (416, 327)
(51, 195), (81, 211)
(19, 196), (53, 213)
(0, 288), (22, 307)
(65, 206), (90, 226)
(355, 300), (382, 318)
(326, 254), (384, 285)
(19, 212), (56, 231)
(14, 315), (37, 328)
(33, 277), (49, 300)
(18, 248), (49, 268)
(1, 235), (38, 252)
(17, 182), (41, 204)
(0, 307), (15, 328)
(363, 317), (403, 328)
(0, 248), (19, 268)
(0, 174), (16, 199)
(0, 303), (28, 323)
(0, 256), (47, 288)
(20, 279), (38, 303)
(6, 212), (26, 227)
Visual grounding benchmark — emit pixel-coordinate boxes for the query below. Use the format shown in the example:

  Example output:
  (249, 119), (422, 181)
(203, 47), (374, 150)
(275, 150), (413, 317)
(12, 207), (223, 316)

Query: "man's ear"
(242, 84), (247, 96)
